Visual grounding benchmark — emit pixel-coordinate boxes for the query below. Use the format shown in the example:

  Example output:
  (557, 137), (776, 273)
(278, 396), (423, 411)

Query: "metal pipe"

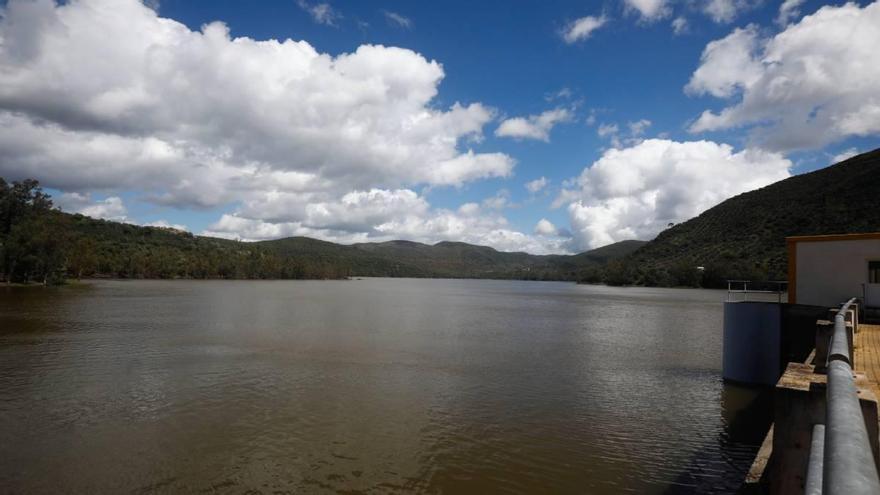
(823, 361), (880, 494)
(829, 298), (856, 365)
(806, 424), (825, 495)
(823, 298), (880, 495)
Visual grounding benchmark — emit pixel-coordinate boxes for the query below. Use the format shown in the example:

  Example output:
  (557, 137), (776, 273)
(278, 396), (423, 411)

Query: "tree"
(641, 267), (672, 287)
(669, 261), (701, 287)
(4, 212), (69, 284)
(0, 179), (62, 284)
(604, 260), (637, 286)
(577, 266), (603, 284)
(68, 237), (98, 279)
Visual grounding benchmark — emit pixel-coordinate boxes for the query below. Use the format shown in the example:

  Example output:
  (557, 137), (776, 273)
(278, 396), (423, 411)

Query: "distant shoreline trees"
(0, 178), (349, 284)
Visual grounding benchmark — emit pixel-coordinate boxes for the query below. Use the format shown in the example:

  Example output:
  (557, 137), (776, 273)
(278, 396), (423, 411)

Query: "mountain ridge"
(258, 234), (645, 280)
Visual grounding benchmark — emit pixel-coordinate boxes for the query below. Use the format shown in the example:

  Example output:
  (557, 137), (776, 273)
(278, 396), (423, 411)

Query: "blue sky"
(1, 0), (877, 252)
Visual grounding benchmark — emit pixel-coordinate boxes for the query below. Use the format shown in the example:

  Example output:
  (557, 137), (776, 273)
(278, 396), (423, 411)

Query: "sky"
(0, 0), (877, 254)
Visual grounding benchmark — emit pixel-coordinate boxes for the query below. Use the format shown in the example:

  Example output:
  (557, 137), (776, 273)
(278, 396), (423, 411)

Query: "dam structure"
(723, 233), (880, 494)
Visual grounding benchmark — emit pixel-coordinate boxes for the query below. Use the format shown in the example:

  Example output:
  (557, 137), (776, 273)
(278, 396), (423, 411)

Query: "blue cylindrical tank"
(723, 301), (782, 386)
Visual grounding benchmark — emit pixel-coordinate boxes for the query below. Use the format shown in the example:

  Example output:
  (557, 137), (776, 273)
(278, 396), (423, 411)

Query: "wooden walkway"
(855, 323), (880, 398)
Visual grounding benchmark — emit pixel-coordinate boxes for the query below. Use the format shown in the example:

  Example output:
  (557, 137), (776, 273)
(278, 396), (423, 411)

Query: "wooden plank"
(855, 324), (880, 400)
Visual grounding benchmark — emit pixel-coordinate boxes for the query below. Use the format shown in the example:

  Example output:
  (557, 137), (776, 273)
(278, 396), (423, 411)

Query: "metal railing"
(725, 280), (788, 303)
(807, 298), (880, 494)
(806, 424), (826, 495)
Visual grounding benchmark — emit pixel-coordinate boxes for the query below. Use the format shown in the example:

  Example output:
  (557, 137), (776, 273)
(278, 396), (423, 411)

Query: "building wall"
(796, 239), (880, 307)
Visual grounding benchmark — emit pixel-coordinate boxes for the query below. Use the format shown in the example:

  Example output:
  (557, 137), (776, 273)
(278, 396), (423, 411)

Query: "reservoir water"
(0, 279), (771, 494)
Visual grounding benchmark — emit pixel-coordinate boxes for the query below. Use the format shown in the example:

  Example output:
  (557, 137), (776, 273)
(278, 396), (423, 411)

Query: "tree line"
(576, 256), (776, 288)
(0, 178), (348, 284)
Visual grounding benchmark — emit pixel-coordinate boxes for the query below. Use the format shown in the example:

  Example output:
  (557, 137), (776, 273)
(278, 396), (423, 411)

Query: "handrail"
(726, 280), (788, 303)
(806, 424), (825, 495)
(821, 298), (880, 494)
(828, 300), (855, 367)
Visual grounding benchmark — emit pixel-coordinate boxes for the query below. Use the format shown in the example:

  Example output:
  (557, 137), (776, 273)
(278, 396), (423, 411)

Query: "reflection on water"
(0, 279), (772, 494)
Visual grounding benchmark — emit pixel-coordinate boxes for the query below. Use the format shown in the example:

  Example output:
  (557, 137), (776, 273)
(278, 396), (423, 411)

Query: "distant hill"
(573, 239), (648, 264)
(259, 236), (646, 280)
(0, 178), (645, 284)
(619, 147), (880, 286)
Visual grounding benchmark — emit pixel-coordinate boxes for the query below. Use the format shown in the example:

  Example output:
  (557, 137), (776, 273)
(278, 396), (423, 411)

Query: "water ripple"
(0, 280), (769, 494)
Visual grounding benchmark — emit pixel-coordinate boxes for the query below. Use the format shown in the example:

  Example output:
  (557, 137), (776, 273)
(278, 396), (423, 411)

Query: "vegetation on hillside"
(0, 179), (348, 283)
(262, 237), (645, 280)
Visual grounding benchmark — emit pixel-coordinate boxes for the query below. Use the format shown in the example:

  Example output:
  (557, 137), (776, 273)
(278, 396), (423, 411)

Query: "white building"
(787, 233), (880, 309)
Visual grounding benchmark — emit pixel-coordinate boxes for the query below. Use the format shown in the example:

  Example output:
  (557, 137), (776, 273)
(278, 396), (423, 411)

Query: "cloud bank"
(687, 2), (880, 152)
(0, 0), (844, 257)
(560, 139), (792, 249)
(0, 0), (573, 252)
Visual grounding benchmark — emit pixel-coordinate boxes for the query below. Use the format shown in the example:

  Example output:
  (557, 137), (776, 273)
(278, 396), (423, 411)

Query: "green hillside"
(618, 147), (880, 286)
(260, 236), (646, 280)
(0, 178), (644, 283)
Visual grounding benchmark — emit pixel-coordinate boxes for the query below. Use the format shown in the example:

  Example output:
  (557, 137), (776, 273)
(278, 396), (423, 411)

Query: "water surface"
(0, 279), (771, 494)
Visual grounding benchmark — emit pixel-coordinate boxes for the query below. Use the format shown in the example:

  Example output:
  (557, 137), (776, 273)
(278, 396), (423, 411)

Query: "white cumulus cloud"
(685, 25), (763, 99)
(702, 0), (753, 23)
(628, 119), (652, 137)
(482, 189), (512, 210)
(559, 139), (792, 249)
(144, 219), (189, 231)
(831, 148), (859, 164)
(597, 119), (652, 148)
(495, 107), (573, 142)
(205, 188), (569, 254)
(384, 11), (412, 29)
(0, 0), (513, 196)
(534, 218), (559, 236)
(597, 123), (620, 138)
(672, 16), (688, 35)
(624, 0), (671, 21)
(777, 0), (805, 26)
(80, 197), (128, 222)
(525, 177), (550, 194)
(0, 0), (532, 250)
(561, 15), (607, 43)
(297, 0), (340, 26)
(687, 2), (880, 152)
(56, 192), (129, 222)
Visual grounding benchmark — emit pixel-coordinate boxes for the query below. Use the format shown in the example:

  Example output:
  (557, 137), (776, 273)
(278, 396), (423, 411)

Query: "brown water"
(0, 279), (771, 494)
